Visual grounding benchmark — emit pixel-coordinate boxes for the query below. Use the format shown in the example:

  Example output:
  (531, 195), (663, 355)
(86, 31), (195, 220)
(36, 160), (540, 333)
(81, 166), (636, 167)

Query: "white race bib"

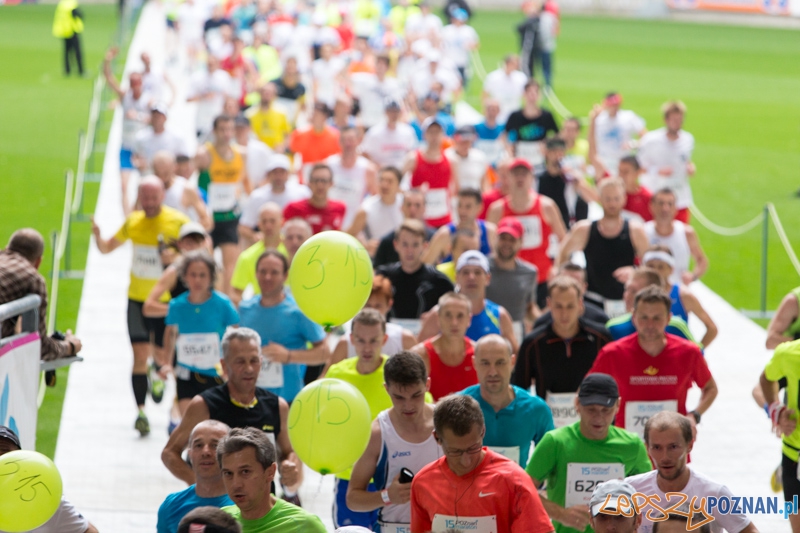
(208, 182), (238, 212)
(517, 215), (543, 249)
(390, 318), (422, 336)
(431, 514), (497, 533)
(131, 245), (162, 280)
(256, 356), (284, 388)
(604, 299), (628, 319)
(474, 139), (503, 165)
(378, 524), (412, 533)
(546, 392), (579, 429)
(424, 188), (449, 220)
(176, 333), (221, 371)
(565, 463), (625, 508)
(625, 400), (678, 440)
(487, 446), (520, 465)
(516, 141), (544, 169)
(512, 321), (524, 345)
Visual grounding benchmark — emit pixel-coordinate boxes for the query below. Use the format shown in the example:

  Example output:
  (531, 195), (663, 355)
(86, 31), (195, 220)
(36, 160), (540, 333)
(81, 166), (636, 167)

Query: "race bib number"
(517, 215), (543, 249)
(516, 141), (544, 169)
(487, 446), (520, 465)
(431, 515), (497, 533)
(512, 321), (524, 344)
(176, 333), (221, 372)
(561, 154), (585, 176)
(378, 524), (412, 533)
(625, 400), (678, 440)
(256, 356), (284, 388)
(565, 463), (625, 508)
(131, 245), (162, 280)
(604, 299), (628, 319)
(474, 139), (503, 164)
(208, 182), (238, 212)
(425, 188), (449, 220)
(546, 392), (579, 429)
(390, 318), (422, 336)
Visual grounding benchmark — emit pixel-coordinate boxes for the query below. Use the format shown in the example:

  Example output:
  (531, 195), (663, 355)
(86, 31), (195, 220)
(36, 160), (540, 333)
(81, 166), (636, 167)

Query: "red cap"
(508, 158), (532, 171)
(604, 93), (622, 106)
(497, 216), (524, 239)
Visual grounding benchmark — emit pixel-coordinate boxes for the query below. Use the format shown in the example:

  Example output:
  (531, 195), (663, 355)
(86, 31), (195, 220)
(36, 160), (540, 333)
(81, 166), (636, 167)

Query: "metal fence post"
(760, 204), (769, 315)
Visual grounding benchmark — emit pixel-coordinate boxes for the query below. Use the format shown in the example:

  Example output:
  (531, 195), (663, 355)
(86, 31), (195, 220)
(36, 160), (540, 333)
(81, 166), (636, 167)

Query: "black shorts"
(176, 372), (224, 400)
(210, 218), (239, 247)
(783, 454), (800, 502)
(127, 299), (165, 346)
(536, 282), (548, 310)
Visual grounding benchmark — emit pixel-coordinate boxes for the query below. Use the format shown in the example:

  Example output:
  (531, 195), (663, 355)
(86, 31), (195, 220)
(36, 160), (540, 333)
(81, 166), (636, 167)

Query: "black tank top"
(585, 220), (634, 300)
(170, 276), (188, 299)
(200, 384), (282, 437)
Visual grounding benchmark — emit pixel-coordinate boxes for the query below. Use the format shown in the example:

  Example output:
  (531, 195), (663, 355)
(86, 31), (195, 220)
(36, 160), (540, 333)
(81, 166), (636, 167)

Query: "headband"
(643, 251), (675, 268)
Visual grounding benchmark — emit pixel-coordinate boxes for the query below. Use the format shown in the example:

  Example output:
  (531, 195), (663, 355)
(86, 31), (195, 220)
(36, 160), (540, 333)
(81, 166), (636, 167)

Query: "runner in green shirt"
(526, 373), (652, 533)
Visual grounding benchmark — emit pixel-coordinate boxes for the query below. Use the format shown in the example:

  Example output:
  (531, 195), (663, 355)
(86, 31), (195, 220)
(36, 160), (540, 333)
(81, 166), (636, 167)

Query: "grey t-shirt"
(486, 257), (537, 323)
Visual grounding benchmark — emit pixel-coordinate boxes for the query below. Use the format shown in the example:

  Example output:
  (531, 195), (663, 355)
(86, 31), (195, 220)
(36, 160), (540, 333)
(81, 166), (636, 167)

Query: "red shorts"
(676, 208), (690, 224)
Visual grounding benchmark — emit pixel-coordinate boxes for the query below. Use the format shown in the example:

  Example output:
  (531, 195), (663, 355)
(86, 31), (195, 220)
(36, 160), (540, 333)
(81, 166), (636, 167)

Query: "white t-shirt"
(405, 12), (443, 40)
(177, 2), (205, 45)
(21, 497), (90, 533)
(638, 127), (695, 209)
(644, 220), (691, 285)
(360, 122), (418, 169)
(350, 73), (403, 128)
(593, 109), (646, 172)
(121, 91), (152, 150)
(134, 128), (189, 168)
(626, 468), (753, 533)
(410, 60), (462, 103)
(445, 147), (488, 191)
(326, 154), (372, 229)
(441, 24), (479, 68)
(246, 137), (273, 186)
(239, 181), (311, 228)
(361, 193), (404, 241)
(539, 11), (558, 53)
(311, 56), (346, 108)
(483, 68), (528, 124)
(280, 25), (315, 73)
(188, 68), (236, 135)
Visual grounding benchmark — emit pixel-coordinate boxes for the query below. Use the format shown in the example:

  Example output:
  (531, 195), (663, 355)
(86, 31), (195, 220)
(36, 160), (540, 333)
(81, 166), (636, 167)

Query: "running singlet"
(585, 220), (634, 300)
(373, 409), (442, 529)
(113, 206), (189, 302)
(410, 150), (452, 228)
(466, 300), (501, 342)
(669, 284), (688, 323)
(500, 196), (553, 280)
(644, 220), (691, 285)
(204, 142), (244, 218)
(444, 220), (491, 260)
(765, 339), (800, 462)
(326, 154), (371, 230)
(200, 384), (281, 444)
(425, 338), (477, 400)
(785, 287), (800, 339)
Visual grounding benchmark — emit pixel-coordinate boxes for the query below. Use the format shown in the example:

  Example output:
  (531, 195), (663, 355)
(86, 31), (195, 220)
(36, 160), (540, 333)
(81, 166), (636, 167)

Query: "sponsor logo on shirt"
(644, 366), (659, 376)
(581, 465), (613, 476)
(629, 375), (678, 385)
(392, 450), (411, 458)
(444, 518), (481, 530)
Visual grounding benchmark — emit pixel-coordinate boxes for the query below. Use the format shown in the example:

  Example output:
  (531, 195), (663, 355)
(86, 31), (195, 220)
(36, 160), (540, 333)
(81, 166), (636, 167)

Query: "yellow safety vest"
(53, 0), (84, 38)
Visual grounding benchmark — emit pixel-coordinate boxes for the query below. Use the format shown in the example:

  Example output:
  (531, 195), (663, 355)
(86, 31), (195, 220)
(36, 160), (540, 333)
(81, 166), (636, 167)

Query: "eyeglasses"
(440, 441), (483, 458)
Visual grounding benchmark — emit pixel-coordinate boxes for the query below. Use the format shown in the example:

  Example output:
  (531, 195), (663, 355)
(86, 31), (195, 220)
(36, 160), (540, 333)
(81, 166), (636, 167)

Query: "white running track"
(53, 3), (791, 531)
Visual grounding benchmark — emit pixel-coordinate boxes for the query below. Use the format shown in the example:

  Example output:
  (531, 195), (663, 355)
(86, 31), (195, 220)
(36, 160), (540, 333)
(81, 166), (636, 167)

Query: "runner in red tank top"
(410, 292), (477, 400)
(404, 117), (458, 228)
(486, 159), (566, 309)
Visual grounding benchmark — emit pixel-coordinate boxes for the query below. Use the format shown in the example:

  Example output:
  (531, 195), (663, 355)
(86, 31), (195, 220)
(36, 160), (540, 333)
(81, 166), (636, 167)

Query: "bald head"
(475, 334), (512, 359)
(473, 334), (515, 394)
(139, 176), (165, 217)
(188, 419), (230, 444)
(152, 151), (176, 182)
(7, 228), (44, 263)
(257, 202), (284, 237)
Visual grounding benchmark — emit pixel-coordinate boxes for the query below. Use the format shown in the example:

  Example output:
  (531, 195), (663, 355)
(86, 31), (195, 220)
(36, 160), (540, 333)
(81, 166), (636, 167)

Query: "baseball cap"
(604, 92), (622, 106)
(426, 49), (441, 63)
(0, 426), (21, 450)
(421, 116), (444, 132)
(178, 222), (207, 240)
(453, 125), (476, 140)
(508, 158), (532, 171)
(151, 102), (169, 116)
(497, 217), (523, 239)
(452, 8), (468, 20)
(423, 91), (440, 103)
(267, 154), (291, 173)
(384, 98), (402, 111)
(589, 479), (637, 517)
(578, 373), (619, 407)
(456, 250), (490, 273)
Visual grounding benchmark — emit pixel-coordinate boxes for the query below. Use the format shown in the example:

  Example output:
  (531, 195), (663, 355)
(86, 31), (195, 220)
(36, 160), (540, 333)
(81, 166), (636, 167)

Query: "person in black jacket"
(516, 0), (541, 78)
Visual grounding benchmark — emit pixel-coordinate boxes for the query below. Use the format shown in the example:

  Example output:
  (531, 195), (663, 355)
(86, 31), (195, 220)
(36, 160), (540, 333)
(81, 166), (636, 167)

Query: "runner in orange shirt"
(288, 103), (341, 180)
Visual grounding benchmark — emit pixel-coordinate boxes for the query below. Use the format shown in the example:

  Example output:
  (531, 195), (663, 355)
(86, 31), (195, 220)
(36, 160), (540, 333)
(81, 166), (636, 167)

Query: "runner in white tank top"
(362, 194), (404, 241)
(163, 176), (201, 223)
(326, 127), (377, 229)
(644, 219), (690, 285)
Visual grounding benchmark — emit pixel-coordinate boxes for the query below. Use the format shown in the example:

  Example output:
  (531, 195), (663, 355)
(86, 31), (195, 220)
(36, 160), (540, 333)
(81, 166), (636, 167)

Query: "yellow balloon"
(0, 450), (63, 532)
(288, 231), (372, 329)
(288, 379), (372, 475)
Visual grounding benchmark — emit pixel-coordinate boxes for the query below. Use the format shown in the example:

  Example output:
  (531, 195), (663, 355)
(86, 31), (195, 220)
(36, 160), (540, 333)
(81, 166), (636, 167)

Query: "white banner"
(0, 333), (41, 450)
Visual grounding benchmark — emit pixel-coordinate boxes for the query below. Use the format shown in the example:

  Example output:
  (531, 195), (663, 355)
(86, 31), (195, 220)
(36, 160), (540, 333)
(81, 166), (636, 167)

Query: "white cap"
(266, 154), (291, 173)
(456, 250), (490, 273)
(426, 49), (441, 63)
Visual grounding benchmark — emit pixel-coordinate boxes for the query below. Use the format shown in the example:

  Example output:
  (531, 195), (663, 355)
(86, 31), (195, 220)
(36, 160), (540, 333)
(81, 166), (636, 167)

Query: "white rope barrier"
(689, 203), (765, 237)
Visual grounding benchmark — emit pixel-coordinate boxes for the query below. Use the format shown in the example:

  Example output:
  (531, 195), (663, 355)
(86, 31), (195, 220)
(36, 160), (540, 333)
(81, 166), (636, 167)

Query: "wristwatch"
(381, 489), (391, 505)
(689, 411), (701, 424)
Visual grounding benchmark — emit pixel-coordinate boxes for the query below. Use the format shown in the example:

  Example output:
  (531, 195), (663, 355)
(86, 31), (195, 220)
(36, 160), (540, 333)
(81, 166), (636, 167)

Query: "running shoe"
(149, 364), (165, 404)
(135, 410), (150, 437)
(771, 463), (783, 493)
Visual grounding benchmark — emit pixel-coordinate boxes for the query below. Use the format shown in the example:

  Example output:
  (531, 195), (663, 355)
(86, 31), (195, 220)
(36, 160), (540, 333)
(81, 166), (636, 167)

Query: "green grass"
(466, 12), (800, 315)
(0, 4), (118, 458)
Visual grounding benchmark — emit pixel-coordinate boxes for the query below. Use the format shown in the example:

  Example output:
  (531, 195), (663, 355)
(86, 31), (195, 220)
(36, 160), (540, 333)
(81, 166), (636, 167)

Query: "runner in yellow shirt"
(92, 176), (189, 436)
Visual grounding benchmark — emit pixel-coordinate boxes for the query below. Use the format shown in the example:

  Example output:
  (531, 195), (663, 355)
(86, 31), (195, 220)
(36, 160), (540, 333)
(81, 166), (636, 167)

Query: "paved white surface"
(53, 3), (793, 532)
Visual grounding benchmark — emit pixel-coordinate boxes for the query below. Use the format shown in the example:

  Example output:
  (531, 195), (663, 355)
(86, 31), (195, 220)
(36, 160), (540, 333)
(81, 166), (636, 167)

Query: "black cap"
(454, 125), (477, 138)
(578, 374), (619, 407)
(423, 91), (440, 103)
(384, 98), (402, 111)
(0, 426), (21, 449)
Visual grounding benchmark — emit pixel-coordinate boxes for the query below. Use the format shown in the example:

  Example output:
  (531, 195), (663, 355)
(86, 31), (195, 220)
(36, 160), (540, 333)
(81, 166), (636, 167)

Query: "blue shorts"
(333, 477), (379, 530)
(120, 148), (134, 170)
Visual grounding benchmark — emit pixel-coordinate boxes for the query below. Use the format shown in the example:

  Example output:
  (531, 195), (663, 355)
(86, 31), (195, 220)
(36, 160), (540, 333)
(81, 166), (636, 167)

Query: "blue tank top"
(670, 284), (688, 323)
(443, 220), (491, 262)
(466, 299), (502, 341)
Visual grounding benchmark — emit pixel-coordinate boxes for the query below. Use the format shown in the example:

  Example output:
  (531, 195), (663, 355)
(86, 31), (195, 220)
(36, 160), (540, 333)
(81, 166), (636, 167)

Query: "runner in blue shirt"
(461, 334), (554, 467)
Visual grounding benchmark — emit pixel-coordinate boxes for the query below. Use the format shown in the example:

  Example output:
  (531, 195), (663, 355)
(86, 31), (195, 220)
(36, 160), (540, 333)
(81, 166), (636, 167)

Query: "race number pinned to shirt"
(565, 463), (625, 508)
(256, 356), (284, 388)
(625, 400), (678, 440)
(176, 333), (221, 372)
(432, 514), (497, 533)
(487, 446), (520, 465)
(425, 188), (449, 220)
(377, 523), (412, 533)
(604, 299), (628, 319)
(516, 141), (544, 169)
(546, 392), (579, 428)
(208, 183), (238, 212)
(131, 245), (162, 280)
(474, 139), (503, 165)
(517, 215), (543, 249)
